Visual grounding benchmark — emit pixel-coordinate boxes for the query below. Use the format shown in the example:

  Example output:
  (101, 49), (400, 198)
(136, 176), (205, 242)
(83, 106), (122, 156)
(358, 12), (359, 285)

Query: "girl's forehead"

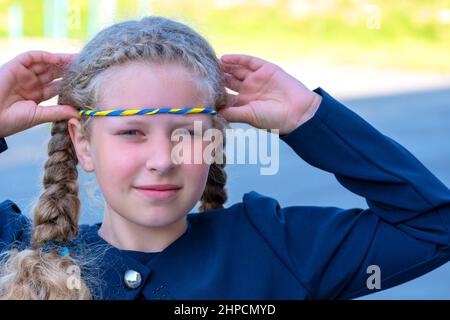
(97, 61), (207, 104)
(99, 113), (213, 126)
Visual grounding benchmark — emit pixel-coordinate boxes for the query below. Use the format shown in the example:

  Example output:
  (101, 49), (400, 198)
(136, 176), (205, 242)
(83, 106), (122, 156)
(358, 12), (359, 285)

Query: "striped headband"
(79, 107), (217, 117)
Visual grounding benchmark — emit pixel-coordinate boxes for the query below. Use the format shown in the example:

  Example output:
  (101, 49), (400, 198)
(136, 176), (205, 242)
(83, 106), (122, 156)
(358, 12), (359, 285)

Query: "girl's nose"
(144, 137), (176, 174)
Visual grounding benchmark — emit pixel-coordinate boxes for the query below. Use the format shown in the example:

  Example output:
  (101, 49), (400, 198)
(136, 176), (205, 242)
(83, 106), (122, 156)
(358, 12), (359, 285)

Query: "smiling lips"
(135, 184), (182, 191)
(134, 184), (182, 200)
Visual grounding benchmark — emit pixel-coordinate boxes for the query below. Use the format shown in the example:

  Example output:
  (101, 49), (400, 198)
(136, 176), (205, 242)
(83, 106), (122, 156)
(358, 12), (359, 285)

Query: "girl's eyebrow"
(117, 118), (200, 126)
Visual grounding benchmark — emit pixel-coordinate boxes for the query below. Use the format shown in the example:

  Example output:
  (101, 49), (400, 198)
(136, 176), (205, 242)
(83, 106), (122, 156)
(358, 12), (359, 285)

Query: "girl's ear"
(68, 118), (95, 173)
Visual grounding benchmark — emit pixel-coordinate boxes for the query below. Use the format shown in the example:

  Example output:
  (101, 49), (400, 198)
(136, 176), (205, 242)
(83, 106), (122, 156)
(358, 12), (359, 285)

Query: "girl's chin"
(129, 211), (185, 228)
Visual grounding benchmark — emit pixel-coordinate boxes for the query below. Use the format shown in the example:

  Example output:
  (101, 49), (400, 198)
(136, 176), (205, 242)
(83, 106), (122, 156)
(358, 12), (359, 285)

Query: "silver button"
(124, 270), (142, 289)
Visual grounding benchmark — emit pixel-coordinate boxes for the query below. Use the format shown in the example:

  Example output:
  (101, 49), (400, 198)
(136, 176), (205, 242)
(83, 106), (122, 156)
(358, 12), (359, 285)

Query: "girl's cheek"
(99, 144), (141, 172)
(182, 162), (210, 183)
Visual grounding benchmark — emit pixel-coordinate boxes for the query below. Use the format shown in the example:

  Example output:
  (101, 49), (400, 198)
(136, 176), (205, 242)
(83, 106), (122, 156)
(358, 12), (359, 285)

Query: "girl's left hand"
(218, 54), (322, 135)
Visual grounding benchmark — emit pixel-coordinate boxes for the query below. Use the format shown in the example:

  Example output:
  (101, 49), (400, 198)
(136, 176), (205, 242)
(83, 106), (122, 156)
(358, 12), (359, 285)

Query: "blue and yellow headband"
(79, 107), (217, 117)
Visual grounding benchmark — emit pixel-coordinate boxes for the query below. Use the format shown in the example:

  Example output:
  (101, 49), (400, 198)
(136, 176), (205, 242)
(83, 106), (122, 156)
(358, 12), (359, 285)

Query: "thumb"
(218, 105), (253, 124)
(34, 105), (81, 125)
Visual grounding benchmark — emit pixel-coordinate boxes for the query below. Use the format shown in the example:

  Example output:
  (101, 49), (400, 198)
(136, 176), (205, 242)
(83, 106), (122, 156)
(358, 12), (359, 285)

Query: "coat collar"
(79, 217), (197, 300)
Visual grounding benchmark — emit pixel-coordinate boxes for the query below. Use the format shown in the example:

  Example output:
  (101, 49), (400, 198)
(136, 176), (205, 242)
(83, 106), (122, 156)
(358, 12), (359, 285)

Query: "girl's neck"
(97, 209), (188, 253)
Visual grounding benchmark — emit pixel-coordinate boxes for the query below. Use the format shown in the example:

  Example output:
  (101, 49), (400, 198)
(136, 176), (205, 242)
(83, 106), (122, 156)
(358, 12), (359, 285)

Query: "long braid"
(199, 162), (228, 211)
(199, 89), (229, 212)
(31, 121), (80, 247)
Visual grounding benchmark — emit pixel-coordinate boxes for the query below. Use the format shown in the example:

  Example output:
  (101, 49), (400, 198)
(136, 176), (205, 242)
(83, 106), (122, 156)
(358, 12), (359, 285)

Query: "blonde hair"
(0, 16), (228, 299)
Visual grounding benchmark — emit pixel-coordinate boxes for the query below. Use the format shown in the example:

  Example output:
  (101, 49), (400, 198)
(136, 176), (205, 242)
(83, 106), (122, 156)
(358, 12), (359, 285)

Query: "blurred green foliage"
(0, 0), (448, 71)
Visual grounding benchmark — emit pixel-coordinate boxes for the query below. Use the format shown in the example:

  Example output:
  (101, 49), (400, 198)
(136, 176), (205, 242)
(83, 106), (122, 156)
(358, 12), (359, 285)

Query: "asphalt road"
(1, 86), (449, 299)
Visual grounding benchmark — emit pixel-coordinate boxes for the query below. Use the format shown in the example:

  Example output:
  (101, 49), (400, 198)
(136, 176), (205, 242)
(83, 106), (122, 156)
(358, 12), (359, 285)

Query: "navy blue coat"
(1, 88), (450, 300)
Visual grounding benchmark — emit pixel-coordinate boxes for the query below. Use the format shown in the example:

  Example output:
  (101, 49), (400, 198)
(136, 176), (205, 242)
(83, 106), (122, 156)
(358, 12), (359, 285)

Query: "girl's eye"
(119, 130), (142, 136)
(117, 129), (200, 137)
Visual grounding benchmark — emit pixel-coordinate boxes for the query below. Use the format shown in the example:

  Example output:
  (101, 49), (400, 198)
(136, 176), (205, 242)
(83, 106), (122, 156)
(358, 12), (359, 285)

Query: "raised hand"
(0, 50), (80, 138)
(218, 54), (322, 135)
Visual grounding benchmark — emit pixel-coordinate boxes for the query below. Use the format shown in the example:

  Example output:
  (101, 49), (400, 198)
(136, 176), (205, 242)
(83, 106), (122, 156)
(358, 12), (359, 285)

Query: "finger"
(30, 61), (67, 76)
(224, 73), (242, 93)
(14, 63), (40, 89)
(223, 92), (239, 108)
(16, 50), (77, 68)
(217, 105), (253, 124)
(34, 104), (81, 125)
(30, 52), (76, 67)
(14, 52), (74, 88)
(37, 66), (65, 84)
(220, 54), (266, 72)
(220, 62), (250, 81)
(53, 53), (77, 64)
(29, 62), (48, 75)
(15, 51), (51, 67)
(41, 80), (62, 101)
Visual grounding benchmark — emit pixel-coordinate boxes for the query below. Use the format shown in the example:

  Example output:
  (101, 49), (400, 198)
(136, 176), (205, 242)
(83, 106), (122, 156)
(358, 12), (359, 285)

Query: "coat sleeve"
(0, 137), (7, 154)
(243, 87), (450, 299)
(0, 137), (31, 252)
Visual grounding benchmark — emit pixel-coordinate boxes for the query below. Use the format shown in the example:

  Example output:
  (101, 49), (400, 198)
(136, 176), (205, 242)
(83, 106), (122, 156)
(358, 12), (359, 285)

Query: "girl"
(0, 16), (450, 300)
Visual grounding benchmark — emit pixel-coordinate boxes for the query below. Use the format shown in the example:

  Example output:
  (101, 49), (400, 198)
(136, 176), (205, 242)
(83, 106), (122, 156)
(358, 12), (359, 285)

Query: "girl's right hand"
(0, 50), (81, 138)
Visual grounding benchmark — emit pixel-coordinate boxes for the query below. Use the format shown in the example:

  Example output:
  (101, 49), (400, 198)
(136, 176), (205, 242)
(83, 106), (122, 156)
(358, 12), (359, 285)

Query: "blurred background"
(0, 0), (449, 299)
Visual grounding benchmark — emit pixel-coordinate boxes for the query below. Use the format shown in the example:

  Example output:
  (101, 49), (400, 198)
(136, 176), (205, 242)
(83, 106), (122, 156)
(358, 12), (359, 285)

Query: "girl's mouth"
(133, 185), (182, 200)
